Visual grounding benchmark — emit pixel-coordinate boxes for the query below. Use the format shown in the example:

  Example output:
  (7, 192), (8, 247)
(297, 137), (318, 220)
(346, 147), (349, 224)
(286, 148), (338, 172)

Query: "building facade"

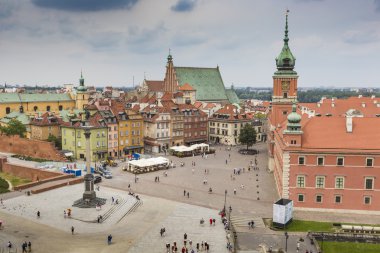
(61, 112), (108, 161)
(209, 104), (264, 145)
(269, 12), (380, 213)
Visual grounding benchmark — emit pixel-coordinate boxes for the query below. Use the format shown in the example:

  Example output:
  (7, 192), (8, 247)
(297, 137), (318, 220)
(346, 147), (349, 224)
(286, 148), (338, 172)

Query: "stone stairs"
(230, 214), (265, 230)
(117, 199), (143, 223)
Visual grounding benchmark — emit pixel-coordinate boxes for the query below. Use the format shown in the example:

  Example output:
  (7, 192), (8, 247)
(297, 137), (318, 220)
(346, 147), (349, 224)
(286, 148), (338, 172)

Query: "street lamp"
(224, 190), (227, 211)
(284, 232), (289, 252)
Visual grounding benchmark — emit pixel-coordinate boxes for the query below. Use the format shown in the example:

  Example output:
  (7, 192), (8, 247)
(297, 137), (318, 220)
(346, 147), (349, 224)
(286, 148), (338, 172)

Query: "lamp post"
(284, 232), (289, 252)
(224, 190), (227, 212)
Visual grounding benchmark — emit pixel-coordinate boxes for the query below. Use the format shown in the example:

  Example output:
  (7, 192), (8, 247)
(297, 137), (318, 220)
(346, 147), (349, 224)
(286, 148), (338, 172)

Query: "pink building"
(268, 13), (380, 213)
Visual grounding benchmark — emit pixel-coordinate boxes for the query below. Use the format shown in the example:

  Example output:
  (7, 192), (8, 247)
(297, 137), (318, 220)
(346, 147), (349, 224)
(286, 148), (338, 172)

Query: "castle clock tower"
(271, 11), (298, 128)
(268, 10), (298, 157)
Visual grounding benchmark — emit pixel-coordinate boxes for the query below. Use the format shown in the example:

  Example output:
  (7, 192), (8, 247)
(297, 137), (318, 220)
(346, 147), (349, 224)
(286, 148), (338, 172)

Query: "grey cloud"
(343, 29), (380, 44)
(375, 0), (380, 12)
(171, 0), (198, 12)
(31, 0), (138, 12)
(126, 23), (167, 54)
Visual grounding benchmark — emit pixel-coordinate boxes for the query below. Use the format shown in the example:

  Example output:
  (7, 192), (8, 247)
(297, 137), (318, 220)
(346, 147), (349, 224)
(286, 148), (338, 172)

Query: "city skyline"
(1, 0), (380, 87)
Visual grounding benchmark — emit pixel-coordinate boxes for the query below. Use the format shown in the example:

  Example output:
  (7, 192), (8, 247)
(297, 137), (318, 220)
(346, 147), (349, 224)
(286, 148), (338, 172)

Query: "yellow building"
(30, 112), (62, 141)
(0, 72), (89, 118)
(110, 102), (144, 158)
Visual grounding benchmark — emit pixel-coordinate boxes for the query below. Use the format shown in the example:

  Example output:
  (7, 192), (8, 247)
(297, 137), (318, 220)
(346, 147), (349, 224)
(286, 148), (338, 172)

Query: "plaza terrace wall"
(288, 152), (380, 212)
(0, 134), (66, 161)
(0, 156), (73, 190)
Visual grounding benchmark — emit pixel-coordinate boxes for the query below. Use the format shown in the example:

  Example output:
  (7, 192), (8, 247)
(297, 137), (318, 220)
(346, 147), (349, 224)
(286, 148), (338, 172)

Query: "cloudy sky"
(1, 0), (380, 88)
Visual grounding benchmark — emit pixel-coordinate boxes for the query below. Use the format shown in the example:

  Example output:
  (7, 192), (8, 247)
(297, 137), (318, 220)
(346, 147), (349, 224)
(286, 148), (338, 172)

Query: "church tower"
(271, 11), (298, 128)
(163, 51), (178, 93)
(76, 71), (89, 110)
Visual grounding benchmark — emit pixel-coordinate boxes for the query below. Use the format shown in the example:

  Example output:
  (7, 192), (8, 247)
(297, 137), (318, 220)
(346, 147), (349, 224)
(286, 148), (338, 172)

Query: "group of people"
(164, 236), (211, 253)
(21, 241), (32, 252)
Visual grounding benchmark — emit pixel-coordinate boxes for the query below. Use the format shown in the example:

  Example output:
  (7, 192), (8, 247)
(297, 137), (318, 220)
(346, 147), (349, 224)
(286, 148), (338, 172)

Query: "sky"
(1, 0), (380, 88)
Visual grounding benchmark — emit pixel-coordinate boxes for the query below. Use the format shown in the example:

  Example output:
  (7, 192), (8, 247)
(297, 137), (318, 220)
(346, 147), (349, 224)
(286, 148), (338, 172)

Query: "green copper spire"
(167, 48), (173, 62)
(276, 9), (296, 72)
(77, 71), (87, 92)
(285, 102), (302, 133)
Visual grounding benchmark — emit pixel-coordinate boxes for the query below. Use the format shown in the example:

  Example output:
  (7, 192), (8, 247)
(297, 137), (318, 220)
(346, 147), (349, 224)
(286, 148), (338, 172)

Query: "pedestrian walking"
(297, 241), (300, 251)
(0, 198), (2, 205)
(213, 218), (216, 225)
(226, 159), (228, 164)
(22, 241), (27, 253)
(234, 188), (237, 195)
(71, 226), (74, 235)
(128, 184), (131, 189)
(37, 211), (40, 218)
(64, 210), (66, 218)
(187, 192), (189, 198)
(184, 233), (187, 240)
(28, 241), (32, 252)
(184, 190), (186, 196)
(107, 234), (112, 245)
(192, 168), (195, 174)
(112, 196), (114, 204)
(7, 241), (12, 249)
(209, 218), (213, 225)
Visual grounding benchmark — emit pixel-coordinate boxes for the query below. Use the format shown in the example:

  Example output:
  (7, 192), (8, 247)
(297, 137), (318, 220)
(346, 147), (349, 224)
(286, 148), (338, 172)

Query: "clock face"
(282, 81), (290, 90)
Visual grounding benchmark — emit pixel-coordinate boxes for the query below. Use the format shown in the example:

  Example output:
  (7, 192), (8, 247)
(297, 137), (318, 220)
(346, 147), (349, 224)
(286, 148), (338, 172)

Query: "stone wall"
(0, 134), (66, 161)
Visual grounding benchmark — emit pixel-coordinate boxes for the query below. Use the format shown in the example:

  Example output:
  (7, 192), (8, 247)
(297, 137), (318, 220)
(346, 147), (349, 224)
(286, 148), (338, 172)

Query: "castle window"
(298, 156), (305, 165)
(366, 158), (374, 167)
(59, 105), (63, 111)
(46, 106), (51, 112)
(33, 106), (38, 112)
(5, 107), (10, 114)
(283, 92), (288, 98)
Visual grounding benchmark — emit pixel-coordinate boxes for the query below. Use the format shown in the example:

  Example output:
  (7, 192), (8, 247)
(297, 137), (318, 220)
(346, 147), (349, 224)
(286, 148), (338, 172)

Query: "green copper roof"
(276, 11), (296, 72)
(0, 111), (30, 125)
(77, 71), (87, 92)
(226, 89), (240, 104)
(287, 103), (301, 123)
(59, 109), (84, 122)
(0, 93), (73, 103)
(174, 67), (228, 101)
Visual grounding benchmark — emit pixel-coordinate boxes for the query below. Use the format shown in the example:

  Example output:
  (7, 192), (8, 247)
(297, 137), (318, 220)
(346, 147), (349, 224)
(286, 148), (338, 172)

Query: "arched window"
(33, 106), (38, 112)
(58, 105), (63, 111)
(5, 107), (10, 114)
(46, 105), (51, 112)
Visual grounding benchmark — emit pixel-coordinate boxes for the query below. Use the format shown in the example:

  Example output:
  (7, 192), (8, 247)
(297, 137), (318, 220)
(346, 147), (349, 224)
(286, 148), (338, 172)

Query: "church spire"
(77, 70), (87, 92)
(284, 9), (289, 46)
(275, 9), (296, 72)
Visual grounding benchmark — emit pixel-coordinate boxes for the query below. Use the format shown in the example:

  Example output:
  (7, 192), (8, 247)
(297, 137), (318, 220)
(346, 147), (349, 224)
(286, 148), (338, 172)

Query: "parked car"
(94, 176), (102, 184)
(102, 172), (112, 179)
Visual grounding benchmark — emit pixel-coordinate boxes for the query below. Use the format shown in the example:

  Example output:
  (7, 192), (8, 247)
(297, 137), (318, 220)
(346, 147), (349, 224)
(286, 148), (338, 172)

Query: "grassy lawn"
(0, 172), (31, 187)
(284, 219), (336, 232)
(319, 241), (380, 253)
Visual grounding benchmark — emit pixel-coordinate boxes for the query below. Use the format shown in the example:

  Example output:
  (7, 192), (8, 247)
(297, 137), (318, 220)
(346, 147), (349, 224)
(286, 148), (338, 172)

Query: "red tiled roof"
(30, 112), (63, 126)
(146, 80), (164, 92)
(194, 101), (203, 109)
(179, 83), (195, 91)
(161, 92), (173, 101)
(300, 116), (380, 150)
(173, 92), (183, 98)
(204, 103), (216, 110)
(300, 96), (380, 117)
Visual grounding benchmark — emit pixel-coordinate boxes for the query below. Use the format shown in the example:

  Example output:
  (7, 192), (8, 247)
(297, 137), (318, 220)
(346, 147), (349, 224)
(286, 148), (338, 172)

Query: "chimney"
(371, 95), (376, 99)
(331, 103), (335, 107)
(317, 103), (321, 107)
(358, 95), (363, 98)
(362, 102), (366, 108)
(346, 116), (353, 133)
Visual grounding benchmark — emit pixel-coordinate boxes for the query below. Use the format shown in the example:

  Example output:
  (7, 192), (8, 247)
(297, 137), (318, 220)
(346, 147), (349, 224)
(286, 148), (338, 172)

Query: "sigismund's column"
(82, 127), (96, 201)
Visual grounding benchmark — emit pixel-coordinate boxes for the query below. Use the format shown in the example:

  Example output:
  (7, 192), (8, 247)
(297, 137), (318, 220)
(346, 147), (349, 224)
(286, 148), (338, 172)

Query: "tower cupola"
(276, 10), (296, 72)
(77, 71), (87, 92)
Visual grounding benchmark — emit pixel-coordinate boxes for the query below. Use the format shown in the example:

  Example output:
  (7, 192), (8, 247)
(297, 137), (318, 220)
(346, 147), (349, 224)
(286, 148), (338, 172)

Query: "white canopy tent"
(169, 143), (209, 153)
(126, 157), (170, 173)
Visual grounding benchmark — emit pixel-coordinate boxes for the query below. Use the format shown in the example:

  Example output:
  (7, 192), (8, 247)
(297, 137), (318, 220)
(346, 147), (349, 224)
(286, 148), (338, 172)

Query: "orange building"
(268, 13), (380, 213)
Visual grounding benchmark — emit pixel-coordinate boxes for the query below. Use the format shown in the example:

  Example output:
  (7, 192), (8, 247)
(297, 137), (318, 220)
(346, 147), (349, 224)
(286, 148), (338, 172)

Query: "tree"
(0, 119), (26, 138)
(239, 123), (257, 150)
(47, 134), (62, 150)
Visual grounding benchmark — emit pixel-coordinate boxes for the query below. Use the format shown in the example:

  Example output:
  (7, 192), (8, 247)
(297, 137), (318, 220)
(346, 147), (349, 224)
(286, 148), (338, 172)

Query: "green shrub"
(0, 177), (10, 193)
